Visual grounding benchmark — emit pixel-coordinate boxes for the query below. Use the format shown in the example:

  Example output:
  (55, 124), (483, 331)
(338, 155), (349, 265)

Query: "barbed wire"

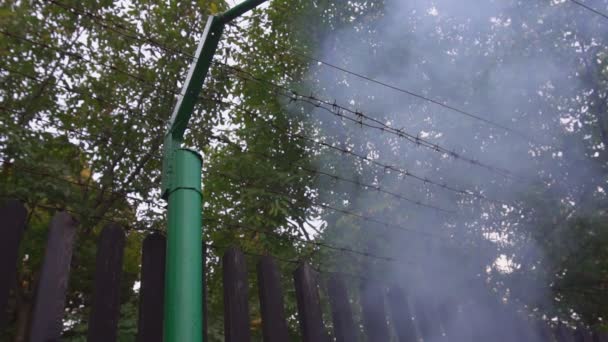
(5, 97), (459, 220)
(42, 0), (198, 61)
(6, 192), (590, 292)
(4, 114), (468, 252)
(4, 101), (489, 222)
(205, 100), (511, 207)
(212, 60), (520, 180)
(0, 157), (159, 207)
(208, 132), (457, 215)
(2, 192), (402, 280)
(223, 24), (537, 143)
(2, 66), (464, 225)
(205, 238), (396, 282)
(0, 30), (513, 210)
(568, 0), (608, 20)
(5, 9), (530, 183)
(3, 13), (530, 188)
(210, 169), (466, 245)
(0, 195), (158, 233)
(1, 163), (399, 263)
(0, 104), (164, 161)
(0, 125), (512, 268)
(0, 30), (187, 100)
(204, 217), (395, 262)
(3, 7), (523, 251)
(205, 240), (379, 282)
(0, 63), (167, 126)
(1, 166), (395, 263)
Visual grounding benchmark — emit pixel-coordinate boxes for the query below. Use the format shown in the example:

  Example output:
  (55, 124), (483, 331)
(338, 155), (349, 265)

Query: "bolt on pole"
(160, 1), (269, 341)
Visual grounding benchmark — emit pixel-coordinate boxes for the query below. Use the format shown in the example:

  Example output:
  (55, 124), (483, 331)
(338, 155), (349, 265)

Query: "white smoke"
(285, 0), (608, 340)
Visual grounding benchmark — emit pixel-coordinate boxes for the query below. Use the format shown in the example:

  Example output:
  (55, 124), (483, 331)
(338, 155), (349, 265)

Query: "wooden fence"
(0, 199), (606, 341)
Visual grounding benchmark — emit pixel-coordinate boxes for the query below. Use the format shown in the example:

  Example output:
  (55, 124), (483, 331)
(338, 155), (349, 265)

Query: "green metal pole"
(161, 15), (221, 342)
(161, 2), (269, 341)
(164, 149), (203, 342)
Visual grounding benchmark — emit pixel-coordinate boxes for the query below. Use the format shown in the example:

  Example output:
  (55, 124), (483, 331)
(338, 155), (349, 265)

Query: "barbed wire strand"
(210, 170), (468, 246)
(0, 195), (158, 233)
(204, 217), (395, 262)
(3, 13), (521, 250)
(4, 10), (528, 182)
(0, 163), (402, 264)
(205, 101), (512, 207)
(207, 132), (458, 215)
(2, 66), (469, 222)
(0, 158), (158, 206)
(43, 0), (198, 61)
(223, 24), (536, 143)
(2, 23), (524, 185)
(0, 32), (512, 210)
(0, 104), (164, 161)
(212, 61), (521, 180)
(568, 0), (608, 20)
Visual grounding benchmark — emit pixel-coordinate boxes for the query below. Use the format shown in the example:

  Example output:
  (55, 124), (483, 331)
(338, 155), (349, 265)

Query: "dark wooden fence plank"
(436, 299), (456, 339)
(326, 274), (356, 342)
(504, 305), (536, 342)
(294, 263), (328, 342)
(87, 224), (126, 342)
(136, 233), (166, 342)
(575, 327), (594, 342)
(593, 331), (608, 342)
(223, 247), (251, 342)
(29, 211), (78, 342)
(536, 322), (557, 342)
(412, 296), (436, 341)
(387, 287), (417, 342)
(0, 199), (27, 330)
(456, 300), (477, 341)
(429, 299), (449, 340)
(257, 255), (289, 342)
(558, 323), (575, 342)
(359, 279), (390, 342)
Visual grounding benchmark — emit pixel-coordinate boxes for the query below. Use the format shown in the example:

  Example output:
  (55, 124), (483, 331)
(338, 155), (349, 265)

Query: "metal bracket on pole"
(162, 14), (224, 199)
(161, 0), (270, 199)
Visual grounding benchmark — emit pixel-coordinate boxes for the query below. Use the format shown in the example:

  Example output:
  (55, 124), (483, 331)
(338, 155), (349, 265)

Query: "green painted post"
(161, 1), (269, 341)
(164, 149), (203, 342)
